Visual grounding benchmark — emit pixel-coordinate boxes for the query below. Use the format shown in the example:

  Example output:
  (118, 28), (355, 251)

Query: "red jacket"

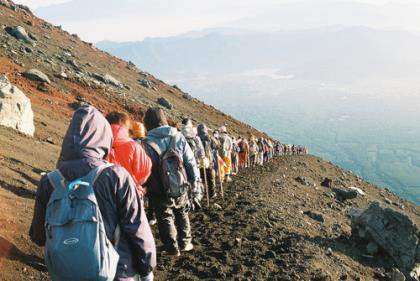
(107, 124), (152, 191)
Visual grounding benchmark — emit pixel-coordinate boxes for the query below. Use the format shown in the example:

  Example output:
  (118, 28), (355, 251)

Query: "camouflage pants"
(150, 193), (191, 250)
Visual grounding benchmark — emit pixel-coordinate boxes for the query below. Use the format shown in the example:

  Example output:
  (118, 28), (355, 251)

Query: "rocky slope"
(0, 1), (418, 281)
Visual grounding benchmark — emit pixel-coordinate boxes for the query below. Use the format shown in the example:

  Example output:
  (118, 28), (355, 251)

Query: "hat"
(132, 121), (145, 139)
(144, 107), (168, 131)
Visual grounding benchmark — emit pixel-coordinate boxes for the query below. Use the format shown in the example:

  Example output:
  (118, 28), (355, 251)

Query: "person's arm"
(132, 142), (152, 186)
(180, 135), (200, 182)
(116, 170), (156, 277)
(29, 176), (52, 246)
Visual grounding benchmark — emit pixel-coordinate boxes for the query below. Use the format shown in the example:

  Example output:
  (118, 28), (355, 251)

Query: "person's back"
(181, 119), (205, 164)
(30, 105), (156, 281)
(106, 112), (152, 196)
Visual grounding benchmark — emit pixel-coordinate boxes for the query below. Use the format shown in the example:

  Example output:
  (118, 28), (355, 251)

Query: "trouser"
(231, 154), (239, 174)
(239, 152), (248, 168)
(223, 156), (231, 176)
(257, 152), (264, 165)
(150, 193), (191, 250)
(200, 168), (216, 197)
(249, 154), (256, 166)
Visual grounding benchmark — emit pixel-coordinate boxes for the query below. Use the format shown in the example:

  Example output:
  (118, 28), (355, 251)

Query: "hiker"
(181, 118), (206, 165)
(218, 126), (233, 182)
(197, 124), (217, 198)
(238, 137), (249, 168)
(142, 108), (202, 256)
(130, 121), (156, 225)
(231, 136), (240, 176)
(29, 105), (156, 281)
(248, 136), (257, 167)
(106, 112), (152, 198)
(257, 138), (264, 166)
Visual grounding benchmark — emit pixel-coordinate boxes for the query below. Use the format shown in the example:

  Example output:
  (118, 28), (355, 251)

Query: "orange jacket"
(107, 124), (152, 189)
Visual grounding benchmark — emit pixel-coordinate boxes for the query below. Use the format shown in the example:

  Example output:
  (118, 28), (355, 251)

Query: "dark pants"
(150, 193), (191, 250)
(200, 168), (216, 197)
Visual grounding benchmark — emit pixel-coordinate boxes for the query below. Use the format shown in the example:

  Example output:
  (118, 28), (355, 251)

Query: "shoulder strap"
(80, 163), (114, 186)
(170, 133), (179, 150)
(47, 170), (66, 190)
(144, 139), (163, 156)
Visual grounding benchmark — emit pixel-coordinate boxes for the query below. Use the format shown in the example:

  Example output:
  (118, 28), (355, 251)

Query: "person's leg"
(206, 168), (216, 197)
(174, 202), (192, 250)
(153, 197), (178, 252)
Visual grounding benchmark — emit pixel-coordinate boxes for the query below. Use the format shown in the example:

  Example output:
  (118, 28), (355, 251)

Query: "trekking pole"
(202, 166), (209, 207)
(219, 173), (224, 200)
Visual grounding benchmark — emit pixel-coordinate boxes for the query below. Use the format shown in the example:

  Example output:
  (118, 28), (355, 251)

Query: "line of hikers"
(29, 105), (307, 281)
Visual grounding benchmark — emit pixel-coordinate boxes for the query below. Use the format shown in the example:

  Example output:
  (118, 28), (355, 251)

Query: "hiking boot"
(225, 176), (232, 182)
(161, 247), (180, 257)
(180, 243), (194, 252)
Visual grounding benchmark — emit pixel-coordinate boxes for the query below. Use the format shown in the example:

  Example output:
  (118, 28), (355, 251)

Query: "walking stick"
(219, 173), (224, 200)
(202, 165), (209, 207)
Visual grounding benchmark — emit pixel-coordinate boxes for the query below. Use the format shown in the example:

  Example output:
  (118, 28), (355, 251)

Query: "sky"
(14, 0), (420, 42)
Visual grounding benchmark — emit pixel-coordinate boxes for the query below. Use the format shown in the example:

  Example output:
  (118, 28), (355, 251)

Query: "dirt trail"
(153, 155), (419, 281)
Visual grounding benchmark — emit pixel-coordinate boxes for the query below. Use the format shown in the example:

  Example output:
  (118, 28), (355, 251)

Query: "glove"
(140, 272), (154, 281)
(190, 180), (203, 210)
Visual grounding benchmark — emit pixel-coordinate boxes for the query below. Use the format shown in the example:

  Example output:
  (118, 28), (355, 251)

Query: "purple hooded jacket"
(29, 105), (156, 280)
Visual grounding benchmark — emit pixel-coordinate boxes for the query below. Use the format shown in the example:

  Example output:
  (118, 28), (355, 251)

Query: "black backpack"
(238, 141), (245, 153)
(145, 134), (190, 198)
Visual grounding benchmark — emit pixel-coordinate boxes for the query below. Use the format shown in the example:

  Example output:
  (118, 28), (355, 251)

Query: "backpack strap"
(47, 170), (66, 190)
(143, 139), (163, 157)
(76, 163), (114, 189)
(169, 133), (179, 150)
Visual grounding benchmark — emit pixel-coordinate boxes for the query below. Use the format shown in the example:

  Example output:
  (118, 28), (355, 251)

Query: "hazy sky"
(14, 0), (420, 42)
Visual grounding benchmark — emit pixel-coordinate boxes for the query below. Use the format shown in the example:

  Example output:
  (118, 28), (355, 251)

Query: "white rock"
(0, 74), (35, 136)
(348, 186), (366, 196)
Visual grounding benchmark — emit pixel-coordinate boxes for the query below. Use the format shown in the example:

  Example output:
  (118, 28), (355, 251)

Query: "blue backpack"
(45, 164), (119, 281)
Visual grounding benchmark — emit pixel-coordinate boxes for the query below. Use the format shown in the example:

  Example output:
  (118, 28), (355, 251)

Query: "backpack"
(145, 134), (190, 198)
(249, 142), (256, 154)
(238, 141), (245, 153)
(45, 164), (119, 281)
(186, 137), (197, 156)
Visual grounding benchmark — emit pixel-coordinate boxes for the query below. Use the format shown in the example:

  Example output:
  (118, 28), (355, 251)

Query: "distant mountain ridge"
(97, 26), (420, 204)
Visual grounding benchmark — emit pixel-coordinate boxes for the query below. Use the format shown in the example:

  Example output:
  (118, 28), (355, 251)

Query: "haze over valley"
(29, 0), (420, 204)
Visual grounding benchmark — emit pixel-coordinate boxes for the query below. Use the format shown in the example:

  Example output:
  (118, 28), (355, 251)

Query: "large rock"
(22, 69), (51, 84)
(5, 26), (32, 43)
(157, 97), (173, 110)
(351, 202), (420, 279)
(92, 73), (123, 88)
(0, 75), (35, 136)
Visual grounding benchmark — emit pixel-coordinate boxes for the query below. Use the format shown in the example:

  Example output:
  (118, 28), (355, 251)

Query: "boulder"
(0, 74), (35, 136)
(92, 73), (123, 88)
(351, 202), (420, 278)
(295, 176), (310, 186)
(139, 79), (152, 89)
(183, 93), (193, 100)
(321, 177), (333, 188)
(333, 187), (358, 201)
(5, 26), (32, 43)
(304, 210), (324, 222)
(157, 97), (173, 110)
(22, 69), (51, 84)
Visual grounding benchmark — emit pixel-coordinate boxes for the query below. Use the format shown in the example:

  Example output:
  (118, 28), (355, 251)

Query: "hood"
(197, 124), (209, 141)
(181, 124), (197, 139)
(147, 125), (178, 139)
(111, 124), (131, 147)
(60, 105), (113, 162)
